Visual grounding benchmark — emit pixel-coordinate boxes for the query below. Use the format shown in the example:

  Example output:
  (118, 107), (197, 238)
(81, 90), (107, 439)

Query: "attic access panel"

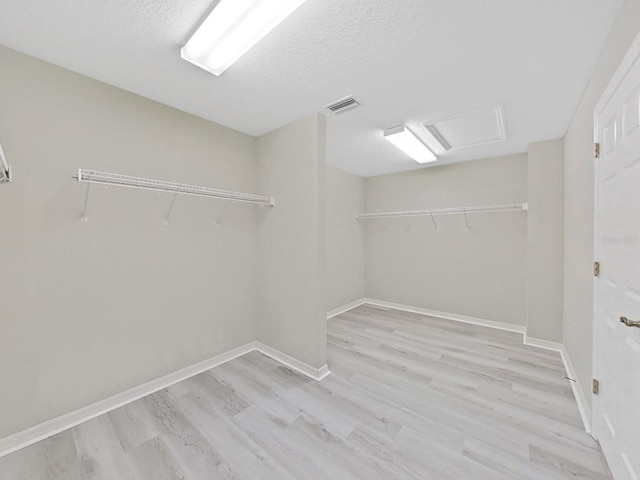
(424, 106), (506, 151)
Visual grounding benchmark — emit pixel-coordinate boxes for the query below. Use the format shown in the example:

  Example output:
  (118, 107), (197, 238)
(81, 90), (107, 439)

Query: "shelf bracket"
(164, 193), (178, 226)
(216, 200), (234, 225)
(0, 142), (11, 184)
(81, 184), (91, 223)
(0, 165), (11, 184)
(405, 217), (413, 232)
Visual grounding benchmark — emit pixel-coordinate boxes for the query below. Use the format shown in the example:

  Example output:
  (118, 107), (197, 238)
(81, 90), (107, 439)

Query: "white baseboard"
(326, 298), (367, 319)
(1, 301), (591, 458)
(522, 334), (592, 433)
(560, 346), (592, 434)
(255, 341), (331, 381)
(329, 297), (592, 435)
(523, 333), (563, 351)
(0, 341), (256, 459)
(0, 340), (331, 459)
(362, 298), (527, 334)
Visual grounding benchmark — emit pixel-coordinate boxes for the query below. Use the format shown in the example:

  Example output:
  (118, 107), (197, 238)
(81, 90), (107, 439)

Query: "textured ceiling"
(0, 0), (624, 177)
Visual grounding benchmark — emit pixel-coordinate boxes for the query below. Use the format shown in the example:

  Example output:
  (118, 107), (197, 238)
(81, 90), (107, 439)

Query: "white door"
(594, 33), (640, 480)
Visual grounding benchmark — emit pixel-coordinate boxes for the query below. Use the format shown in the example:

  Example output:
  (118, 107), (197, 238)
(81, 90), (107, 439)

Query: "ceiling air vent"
(325, 95), (361, 115)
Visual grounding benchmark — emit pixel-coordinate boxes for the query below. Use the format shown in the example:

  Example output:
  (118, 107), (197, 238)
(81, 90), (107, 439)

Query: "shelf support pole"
(164, 193), (178, 226)
(216, 201), (232, 225)
(81, 184), (91, 223)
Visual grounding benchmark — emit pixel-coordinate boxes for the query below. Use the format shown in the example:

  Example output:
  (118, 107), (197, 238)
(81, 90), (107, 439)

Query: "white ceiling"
(0, 0), (624, 177)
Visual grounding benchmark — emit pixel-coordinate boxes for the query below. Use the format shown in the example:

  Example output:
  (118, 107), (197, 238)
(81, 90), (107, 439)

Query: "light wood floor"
(0, 305), (611, 479)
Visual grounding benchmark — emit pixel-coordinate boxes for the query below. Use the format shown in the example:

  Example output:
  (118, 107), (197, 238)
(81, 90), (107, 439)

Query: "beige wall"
(527, 139), (564, 341)
(0, 47), (260, 438)
(326, 165), (365, 310)
(364, 154), (528, 326)
(257, 114), (327, 369)
(4, 0), (636, 438)
(564, 0), (640, 409)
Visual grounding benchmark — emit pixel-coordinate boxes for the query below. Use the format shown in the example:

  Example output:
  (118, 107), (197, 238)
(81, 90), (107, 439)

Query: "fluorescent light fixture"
(383, 125), (437, 164)
(181, 0), (308, 76)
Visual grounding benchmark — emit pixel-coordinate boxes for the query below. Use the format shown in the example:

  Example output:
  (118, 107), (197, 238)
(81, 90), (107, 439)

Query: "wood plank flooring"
(0, 305), (612, 479)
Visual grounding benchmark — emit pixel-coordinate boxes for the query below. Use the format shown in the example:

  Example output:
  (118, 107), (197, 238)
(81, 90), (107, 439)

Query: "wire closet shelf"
(356, 203), (528, 220)
(76, 169), (274, 205)
(74, 168), (275, 223)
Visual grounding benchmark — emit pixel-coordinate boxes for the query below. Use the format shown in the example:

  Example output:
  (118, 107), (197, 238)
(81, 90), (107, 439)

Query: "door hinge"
(594, 142), (600, 158)
(594, 261), (600, 277)
(593, 378), (599, 395)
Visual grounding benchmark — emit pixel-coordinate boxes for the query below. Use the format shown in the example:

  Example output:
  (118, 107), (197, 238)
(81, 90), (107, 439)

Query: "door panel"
(595, 43), (640, 480)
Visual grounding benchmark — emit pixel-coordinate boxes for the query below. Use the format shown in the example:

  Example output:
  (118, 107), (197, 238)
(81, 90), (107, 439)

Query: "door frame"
(592, 30), (640, 440)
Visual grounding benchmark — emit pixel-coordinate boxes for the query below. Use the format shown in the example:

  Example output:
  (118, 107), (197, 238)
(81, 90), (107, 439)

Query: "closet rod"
(74, 169), (275, 206)
(357, 203), (527, 220)
(0, 142), (11, 183)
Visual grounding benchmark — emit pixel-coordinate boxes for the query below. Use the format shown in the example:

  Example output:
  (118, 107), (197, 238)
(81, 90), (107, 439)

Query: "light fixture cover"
(181, 0), (308, 76)
(383, 125), (437, 164)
